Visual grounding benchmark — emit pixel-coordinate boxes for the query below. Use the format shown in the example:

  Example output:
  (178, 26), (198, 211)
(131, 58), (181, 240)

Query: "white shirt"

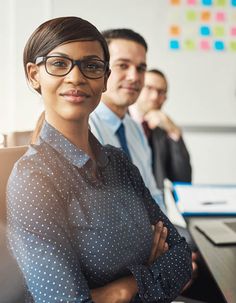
(89, 102), (165, 212)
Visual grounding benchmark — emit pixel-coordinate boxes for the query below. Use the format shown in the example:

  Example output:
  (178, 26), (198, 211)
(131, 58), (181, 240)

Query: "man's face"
(103, 39), (147, 113)
(136, 72), (167, 114)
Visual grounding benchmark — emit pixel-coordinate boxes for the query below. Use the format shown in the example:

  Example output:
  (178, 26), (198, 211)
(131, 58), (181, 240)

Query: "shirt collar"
(95, 102), (123, 134)
(39, 120), (108, 168)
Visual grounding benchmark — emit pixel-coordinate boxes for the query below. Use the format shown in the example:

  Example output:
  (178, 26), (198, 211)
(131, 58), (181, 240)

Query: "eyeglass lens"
(45, 56), (106, 79)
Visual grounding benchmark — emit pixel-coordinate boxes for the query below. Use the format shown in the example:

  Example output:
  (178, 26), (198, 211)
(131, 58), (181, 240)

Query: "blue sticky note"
(214, 40), (225, 50)
(231, 0), (236, 6)
(170, 40), (180, 50)
(200, 26), (211, 36)
(202, 0), (212, 5)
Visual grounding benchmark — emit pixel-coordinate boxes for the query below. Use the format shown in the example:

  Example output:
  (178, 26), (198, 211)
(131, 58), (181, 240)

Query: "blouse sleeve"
(124, 155), (192, 303)
(7, 159), (94, 303)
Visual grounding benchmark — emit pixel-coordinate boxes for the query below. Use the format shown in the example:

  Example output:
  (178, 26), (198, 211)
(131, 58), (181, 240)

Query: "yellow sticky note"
(216, 0), (227, 6)
(229, 41), (236, 51)
(184, 39), (196, 50)
(186, 10), (197, 21)
(213, 26), (225, 37)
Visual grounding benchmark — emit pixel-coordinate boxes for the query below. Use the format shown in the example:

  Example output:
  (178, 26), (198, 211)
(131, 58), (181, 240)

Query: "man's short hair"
(102, 28), (148, 51)
(148, 69), (168, 91)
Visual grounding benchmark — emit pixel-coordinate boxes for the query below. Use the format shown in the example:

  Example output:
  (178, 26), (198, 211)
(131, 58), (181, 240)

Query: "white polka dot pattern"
(7, 121), (192, 303)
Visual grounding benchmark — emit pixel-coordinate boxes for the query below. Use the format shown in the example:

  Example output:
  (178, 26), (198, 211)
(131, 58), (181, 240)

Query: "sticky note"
(200, 26), (211, 36)
(200, 40), (211, 50)
(187, 0), (197, 4)
(184, 39), (196, 50)
(229, 41), (236, 51)
(214, 40), (225, 50)
(216, 0), (227, 5)
(170, 0), (181, 4)
(170, 25), (180, 36)
(186, 10), (197, 21)
(231, 27), (236, 36)
(201, 11), (211, 21)
(213, 26), (225, 37)
(202, 0), (212, 5)
(231, 0), (236, 6)
(216, 12), (226, 22)
(169, 40), (180, 50)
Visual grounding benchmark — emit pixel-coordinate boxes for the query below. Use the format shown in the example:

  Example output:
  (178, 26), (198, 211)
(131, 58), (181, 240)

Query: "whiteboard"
(52, 0), (236, 126)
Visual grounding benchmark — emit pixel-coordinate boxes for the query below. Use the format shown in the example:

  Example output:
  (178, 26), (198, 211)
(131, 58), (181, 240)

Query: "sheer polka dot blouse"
(7, 121), (191, 303)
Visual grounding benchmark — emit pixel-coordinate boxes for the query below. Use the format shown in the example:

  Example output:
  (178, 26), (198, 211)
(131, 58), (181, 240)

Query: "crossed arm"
(91, 221), (169, 303)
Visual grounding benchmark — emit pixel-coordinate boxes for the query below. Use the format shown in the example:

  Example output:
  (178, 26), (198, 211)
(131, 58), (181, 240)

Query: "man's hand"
(147, 221), (169, 265)
(144, 109), (181, 141)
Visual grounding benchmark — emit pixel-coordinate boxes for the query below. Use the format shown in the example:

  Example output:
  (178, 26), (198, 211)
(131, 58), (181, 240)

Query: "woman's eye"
(52, 60), (68, 68)
(48, 58), (70, 69)
(84, 61), (104, 71)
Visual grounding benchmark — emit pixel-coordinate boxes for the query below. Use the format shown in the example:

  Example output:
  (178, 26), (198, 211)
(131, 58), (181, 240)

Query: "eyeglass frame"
(35, 55), (110, 79)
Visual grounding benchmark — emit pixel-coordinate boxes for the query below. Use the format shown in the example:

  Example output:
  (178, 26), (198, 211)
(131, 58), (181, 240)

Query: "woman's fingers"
(147, 221), (169, 265)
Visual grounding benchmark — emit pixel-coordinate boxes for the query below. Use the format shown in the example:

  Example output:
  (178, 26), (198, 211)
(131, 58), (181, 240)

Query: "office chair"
(0, 145), (28, 303)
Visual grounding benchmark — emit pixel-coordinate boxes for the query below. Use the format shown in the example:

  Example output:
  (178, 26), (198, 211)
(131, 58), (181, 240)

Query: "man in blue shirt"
(89, 28), (205, 303)
(89, 29), (165, 212)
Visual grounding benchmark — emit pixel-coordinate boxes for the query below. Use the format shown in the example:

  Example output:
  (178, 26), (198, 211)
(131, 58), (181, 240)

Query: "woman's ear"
(26, 62), (40, 90)
(102, 69), (111, 92)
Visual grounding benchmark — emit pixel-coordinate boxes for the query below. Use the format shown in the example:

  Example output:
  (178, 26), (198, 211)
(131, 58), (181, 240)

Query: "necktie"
(142, 121), (151, 139)
(116, 123), (132, 160)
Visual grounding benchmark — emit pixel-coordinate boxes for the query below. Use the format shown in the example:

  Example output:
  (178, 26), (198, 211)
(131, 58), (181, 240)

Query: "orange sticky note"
(170, 25), (180, 36)
(201, 11), (211, 21)
(170, 0), (181, 4)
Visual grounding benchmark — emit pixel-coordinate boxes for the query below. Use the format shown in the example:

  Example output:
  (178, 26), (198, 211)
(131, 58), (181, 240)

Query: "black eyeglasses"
(35, 56), (109, 79)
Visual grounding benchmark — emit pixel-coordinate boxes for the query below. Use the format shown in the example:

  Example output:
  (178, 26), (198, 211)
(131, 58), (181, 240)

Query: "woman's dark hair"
(24, 16), (110, 79)
(25, 16), (110, 143)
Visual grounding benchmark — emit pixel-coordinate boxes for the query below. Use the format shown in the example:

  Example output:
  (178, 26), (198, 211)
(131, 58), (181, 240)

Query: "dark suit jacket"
(148, 127), (192, 189)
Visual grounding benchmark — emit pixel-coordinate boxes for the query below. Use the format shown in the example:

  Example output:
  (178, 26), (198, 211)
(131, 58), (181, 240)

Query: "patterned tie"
(116, 123), (132, 160)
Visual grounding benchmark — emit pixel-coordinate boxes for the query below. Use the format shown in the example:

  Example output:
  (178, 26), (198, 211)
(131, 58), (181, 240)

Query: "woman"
(7, 16), (191, 303)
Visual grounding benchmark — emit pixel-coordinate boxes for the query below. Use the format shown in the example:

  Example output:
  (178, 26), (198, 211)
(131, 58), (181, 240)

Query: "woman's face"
(27, 41), (108, 127)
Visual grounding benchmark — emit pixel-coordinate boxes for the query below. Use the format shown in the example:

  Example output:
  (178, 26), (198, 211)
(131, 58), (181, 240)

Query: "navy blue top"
(7, 121), (191, 303)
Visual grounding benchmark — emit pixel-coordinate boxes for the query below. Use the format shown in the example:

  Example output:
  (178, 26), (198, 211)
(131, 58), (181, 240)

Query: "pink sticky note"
(187, 0), (197, 4)
(200, 40), (211, 50)
(216, 11), (226, 22)
(231, 27), (236, 36)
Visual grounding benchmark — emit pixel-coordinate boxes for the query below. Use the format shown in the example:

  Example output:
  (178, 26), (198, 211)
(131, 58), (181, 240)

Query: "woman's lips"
(60, 90), (90, 103)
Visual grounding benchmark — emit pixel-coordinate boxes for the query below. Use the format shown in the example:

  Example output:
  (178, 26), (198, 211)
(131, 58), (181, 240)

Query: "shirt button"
(144, 293), (149, 299)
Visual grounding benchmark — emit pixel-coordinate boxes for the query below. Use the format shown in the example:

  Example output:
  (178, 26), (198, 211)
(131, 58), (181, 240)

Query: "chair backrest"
(0, 145), (28, 222)
(0, 146), (28, 303)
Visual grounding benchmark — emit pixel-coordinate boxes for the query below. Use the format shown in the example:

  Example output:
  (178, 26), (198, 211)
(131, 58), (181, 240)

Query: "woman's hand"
(147, 221), (169, 265)
(91, 275), (138, 303)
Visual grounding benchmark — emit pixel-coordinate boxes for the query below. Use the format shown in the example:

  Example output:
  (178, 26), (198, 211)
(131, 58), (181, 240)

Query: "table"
(188, 217), (236, 303)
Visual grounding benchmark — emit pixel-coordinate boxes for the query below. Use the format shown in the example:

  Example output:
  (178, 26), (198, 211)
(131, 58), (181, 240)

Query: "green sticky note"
(216, 0), (226, 5)
(184, 39), (196, 50)
(186, 10), (197, 21)
(229, 41), (236, 51)
(213, 26), (225, 37)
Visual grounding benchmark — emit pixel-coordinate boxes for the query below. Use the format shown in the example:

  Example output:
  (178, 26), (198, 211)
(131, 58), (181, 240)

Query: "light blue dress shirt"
(89, 102), (166, 212)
